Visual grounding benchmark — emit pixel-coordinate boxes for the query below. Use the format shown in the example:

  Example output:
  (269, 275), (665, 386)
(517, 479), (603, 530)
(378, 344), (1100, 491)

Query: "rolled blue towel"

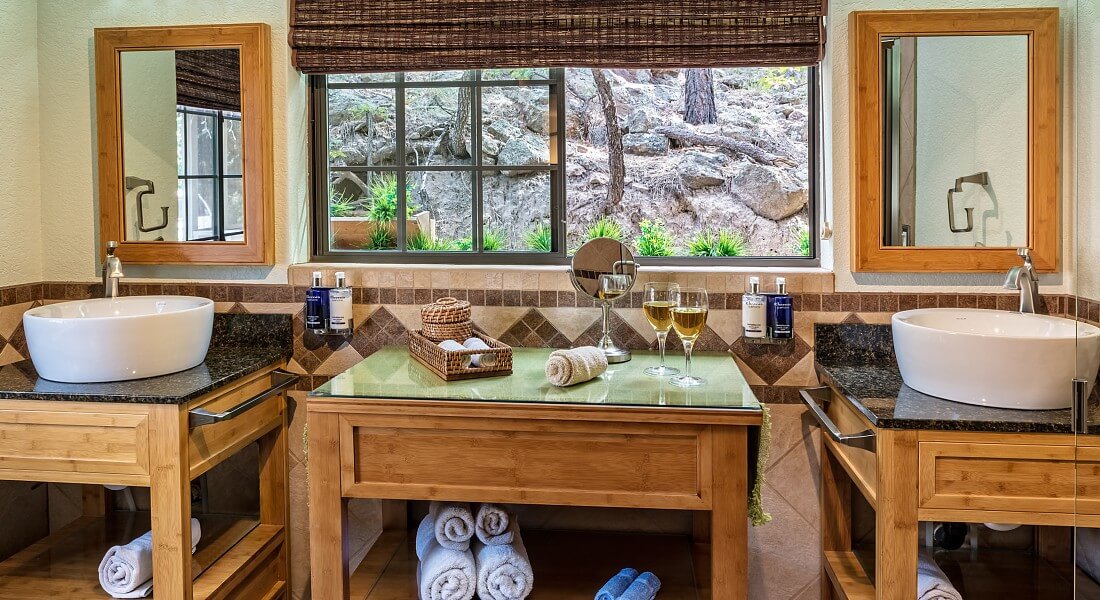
(617, 571), (661, 600)
(595, 568), (638, 600)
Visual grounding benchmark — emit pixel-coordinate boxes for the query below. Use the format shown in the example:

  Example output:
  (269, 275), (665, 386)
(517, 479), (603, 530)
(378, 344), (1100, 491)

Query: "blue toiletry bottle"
(306, 271), (330, 333)
(767, 277), (793, 339)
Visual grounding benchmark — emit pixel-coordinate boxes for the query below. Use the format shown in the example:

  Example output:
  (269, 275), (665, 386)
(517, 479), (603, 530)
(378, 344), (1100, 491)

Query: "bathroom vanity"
(0, 314), (294, 599)
(306, 347), (763, 600)
(808, 324), (1098, 600)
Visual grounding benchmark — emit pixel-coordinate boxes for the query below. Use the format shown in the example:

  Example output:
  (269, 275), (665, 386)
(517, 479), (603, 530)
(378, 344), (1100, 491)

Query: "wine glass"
(595, 274), (632, 360)
(670, 287), (709, 388)
(643, 282), (680, 376)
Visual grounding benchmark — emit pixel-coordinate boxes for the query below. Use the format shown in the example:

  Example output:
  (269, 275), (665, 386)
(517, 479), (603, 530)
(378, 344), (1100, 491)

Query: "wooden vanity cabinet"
(0, 364), (292, 599)
(811, 385), (1095, 600)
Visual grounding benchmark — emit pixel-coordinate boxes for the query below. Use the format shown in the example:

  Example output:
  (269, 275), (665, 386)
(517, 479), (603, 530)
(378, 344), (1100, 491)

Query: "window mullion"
(396, 73), (407, 253)
(472, 71), (483, 255)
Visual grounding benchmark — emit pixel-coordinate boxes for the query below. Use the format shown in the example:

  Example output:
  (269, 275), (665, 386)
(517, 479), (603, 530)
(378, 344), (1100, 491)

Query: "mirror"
(850, 9), (1059, 272)
(96, 24), (273, 264)
(120, 49), (243, 242)
(881, 35), (1028, 248)
(571, 238), (637, 363)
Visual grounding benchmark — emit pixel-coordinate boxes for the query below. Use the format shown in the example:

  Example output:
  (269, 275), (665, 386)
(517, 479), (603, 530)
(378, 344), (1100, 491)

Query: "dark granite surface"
(0, 313), (292, 404)
(814, 323), (1086, 434)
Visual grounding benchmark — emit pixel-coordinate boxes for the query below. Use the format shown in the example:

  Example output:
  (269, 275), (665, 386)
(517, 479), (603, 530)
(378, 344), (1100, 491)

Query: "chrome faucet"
(1003, 248), (1039, 314)
(102, 241), (124, 298)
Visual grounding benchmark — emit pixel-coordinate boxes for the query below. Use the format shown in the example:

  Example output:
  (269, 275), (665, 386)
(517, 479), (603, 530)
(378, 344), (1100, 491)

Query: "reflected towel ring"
(946, 172), (990, 233)
(125, 176), (169, 233)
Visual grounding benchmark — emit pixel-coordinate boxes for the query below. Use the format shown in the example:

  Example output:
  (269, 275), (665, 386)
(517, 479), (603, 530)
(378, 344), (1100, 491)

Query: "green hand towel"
(748, 403), (772, 526)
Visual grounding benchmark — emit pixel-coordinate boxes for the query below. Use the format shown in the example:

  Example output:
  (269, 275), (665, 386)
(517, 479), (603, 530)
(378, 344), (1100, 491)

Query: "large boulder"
(622, 133), (669, 156)
(497, 136), (549, 176)
(677, 151), (727, 190)
(731, 162), (808, 220)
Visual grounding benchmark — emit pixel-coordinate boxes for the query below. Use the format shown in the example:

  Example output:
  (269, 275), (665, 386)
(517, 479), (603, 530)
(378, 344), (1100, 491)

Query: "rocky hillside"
(326, 68), (810, 256)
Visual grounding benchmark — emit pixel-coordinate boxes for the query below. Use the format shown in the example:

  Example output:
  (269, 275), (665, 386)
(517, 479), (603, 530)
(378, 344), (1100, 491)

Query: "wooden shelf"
(823, 551), (874, 600)
(351, 529), (705, 600)
(0, 511), (281, 599)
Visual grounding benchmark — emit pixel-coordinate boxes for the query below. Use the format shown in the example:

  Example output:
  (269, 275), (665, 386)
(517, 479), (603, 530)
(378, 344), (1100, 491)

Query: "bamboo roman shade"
(289, 0), (827, 74)
(175, 49), (242, 113)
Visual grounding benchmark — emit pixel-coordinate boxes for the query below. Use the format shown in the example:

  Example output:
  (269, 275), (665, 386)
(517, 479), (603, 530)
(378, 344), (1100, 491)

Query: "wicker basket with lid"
(420, 297), (472, 324)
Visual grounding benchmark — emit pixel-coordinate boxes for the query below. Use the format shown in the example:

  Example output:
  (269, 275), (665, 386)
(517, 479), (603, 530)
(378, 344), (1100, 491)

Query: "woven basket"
(408, 330), (513, 380)
(421, 297), (472, 324)
(421, 319), (474, 343)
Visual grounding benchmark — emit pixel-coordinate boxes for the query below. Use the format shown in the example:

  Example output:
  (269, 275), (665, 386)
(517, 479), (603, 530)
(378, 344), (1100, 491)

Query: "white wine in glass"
(642, 282), (680, 376)
(670, 288), (709, 387)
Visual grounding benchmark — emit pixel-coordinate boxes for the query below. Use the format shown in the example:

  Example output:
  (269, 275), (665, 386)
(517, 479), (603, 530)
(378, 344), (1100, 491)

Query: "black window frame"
(177, 105), (244, 242)
(309, 67), (820, 266)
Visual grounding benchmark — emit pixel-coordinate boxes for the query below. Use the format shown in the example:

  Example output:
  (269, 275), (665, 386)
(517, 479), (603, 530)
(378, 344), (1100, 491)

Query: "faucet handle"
(106, 240), (118, 256)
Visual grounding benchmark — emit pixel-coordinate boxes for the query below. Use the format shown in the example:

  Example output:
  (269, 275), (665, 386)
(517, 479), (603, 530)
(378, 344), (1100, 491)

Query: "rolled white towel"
(917, 550), (962, 600)
(1078, 527), (1100, 585)
(463, 337), (498, 368)
(428, 501), (475, 551)
(475, 504), (514, 546)
(98, 518), (201, 599)
(545, 346), (607, 387)
(416, 515), (477, 600)
(474, 530), (534, 600)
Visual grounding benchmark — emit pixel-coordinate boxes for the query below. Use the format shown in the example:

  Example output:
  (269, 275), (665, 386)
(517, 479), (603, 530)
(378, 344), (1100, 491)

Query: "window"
(311, 67), (817, 264)
(176, 105), (244, 241)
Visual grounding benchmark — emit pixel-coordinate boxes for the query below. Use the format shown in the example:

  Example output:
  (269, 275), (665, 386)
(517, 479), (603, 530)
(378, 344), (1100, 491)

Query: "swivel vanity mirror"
(849, 8), (1060, 272)
(570, 238), (638, 364)
(95, 24), (274, 264)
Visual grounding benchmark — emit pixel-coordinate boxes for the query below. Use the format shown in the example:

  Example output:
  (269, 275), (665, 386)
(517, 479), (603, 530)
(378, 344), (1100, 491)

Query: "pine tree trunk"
(449, 86), (471, 159)
(683, 68), (717, 125)
(591, 68), (625, 207)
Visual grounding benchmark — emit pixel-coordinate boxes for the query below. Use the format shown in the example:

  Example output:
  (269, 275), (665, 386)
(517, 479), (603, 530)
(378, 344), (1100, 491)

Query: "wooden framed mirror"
(850, 9), (1059, 272)
(95, 24), (273, 264)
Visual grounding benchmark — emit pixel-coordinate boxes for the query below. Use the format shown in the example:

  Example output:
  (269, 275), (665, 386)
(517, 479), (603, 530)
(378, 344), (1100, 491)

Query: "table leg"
(259, 405), (289, 584)
(148, 404), (194, 600)
(875, 430), (918, 600)
(710, 426), (749, 600)
(308, 411), (350, 600)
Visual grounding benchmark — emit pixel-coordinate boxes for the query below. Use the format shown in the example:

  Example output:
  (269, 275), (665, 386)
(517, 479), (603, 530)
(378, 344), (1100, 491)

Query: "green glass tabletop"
(311, 347), (761, 411)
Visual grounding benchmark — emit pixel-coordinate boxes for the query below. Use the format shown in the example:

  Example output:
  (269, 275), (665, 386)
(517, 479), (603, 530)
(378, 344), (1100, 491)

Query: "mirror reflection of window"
(119, 48), (243, 242)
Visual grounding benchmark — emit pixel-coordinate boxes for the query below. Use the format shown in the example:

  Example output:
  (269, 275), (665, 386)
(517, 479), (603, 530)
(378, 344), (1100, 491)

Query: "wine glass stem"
(657, 331), (668, 367)
(683, 340), (695, 379)
(600, 302), (612, 346)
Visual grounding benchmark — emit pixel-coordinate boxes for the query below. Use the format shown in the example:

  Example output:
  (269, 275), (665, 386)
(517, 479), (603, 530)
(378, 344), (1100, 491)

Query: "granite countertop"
(0, 313), (293, 405)
(814, 323), (1090, 434)
(312, 347), (762, 412)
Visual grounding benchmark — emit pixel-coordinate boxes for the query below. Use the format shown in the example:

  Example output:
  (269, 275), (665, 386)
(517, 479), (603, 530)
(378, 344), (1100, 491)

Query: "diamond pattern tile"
(498, 309), (571, 348)
(730, 334), (812, 385)
(348, 306), (409, 359)
(574, 310), (650, 350)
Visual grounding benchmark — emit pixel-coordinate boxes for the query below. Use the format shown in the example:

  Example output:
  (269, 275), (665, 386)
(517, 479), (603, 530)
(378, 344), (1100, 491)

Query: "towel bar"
(189, 370), (298, 428)
(799, 386), (876, 451)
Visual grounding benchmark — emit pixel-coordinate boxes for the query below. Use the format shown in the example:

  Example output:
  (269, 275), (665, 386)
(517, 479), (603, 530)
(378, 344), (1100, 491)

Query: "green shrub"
(361, 226), (394, 250)
(482, 229), (507, 252)
(797, 229), (812, 257)
(584, 217), (624, 242)
(635, 219), (675, 257)
(367, 175), (419, 222)
(524, 223), (552, 252)
(329, 192), (359, 218)
(454, 237), (473, 251)
(688, 229), (747, 257)
(407, 231), (457, 251)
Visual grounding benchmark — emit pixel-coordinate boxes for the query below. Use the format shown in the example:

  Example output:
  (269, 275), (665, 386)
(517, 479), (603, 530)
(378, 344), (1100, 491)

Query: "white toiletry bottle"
(328, 271), (354, 333)
(742, 276), (767, 339)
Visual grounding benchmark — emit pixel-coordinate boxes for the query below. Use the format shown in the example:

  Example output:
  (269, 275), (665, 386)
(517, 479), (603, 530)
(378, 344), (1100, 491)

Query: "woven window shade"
(175, 49), (242, 113)
(289, 0), (827, 74)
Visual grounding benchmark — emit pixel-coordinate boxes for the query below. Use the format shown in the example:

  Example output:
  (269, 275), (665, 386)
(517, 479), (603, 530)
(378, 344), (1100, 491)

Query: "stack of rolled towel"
(98, 518), (201, 598)
(416, 501), (534, 600)
(917, 551), (963, 600)
(596, 568), (662, 600)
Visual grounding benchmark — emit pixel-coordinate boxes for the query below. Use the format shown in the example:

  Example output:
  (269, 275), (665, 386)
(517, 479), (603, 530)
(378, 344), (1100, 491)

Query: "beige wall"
(1078, 0), (1100, 300)
(0, 1), (42, 287)
(34, 0), (310, 283)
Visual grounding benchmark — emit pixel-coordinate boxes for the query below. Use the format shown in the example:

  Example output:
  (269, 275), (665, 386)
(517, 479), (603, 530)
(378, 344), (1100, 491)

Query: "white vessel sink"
(23, 296), (214, 383)
(892, 308), (1100, 410)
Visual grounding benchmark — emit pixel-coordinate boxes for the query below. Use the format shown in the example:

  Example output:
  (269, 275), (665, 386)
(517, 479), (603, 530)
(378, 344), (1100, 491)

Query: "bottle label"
(328, 288), (353, 331)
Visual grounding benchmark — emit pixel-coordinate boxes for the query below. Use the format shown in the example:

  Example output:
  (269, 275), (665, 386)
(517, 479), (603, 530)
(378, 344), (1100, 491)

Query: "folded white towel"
(475, 504), (514, 546)
(917, 550), (962, 600)
(428, 501), (475, 551)
(1078, 527), (1100, 585)
(545, 346), (607, 387)
(474, 530), (534, 600)
(416, 515), (477, 600)
(98, 518), (201, 599)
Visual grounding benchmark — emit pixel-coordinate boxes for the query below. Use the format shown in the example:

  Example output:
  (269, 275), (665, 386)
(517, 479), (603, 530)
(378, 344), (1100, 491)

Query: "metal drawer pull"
(189, 370), (299, 428)
(799, 386), (876, 451)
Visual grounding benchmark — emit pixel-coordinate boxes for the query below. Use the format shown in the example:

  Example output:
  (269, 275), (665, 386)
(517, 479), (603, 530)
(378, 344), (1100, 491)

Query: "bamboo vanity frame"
(849, 9), (1060, 273)
(94, 24), (274, 265)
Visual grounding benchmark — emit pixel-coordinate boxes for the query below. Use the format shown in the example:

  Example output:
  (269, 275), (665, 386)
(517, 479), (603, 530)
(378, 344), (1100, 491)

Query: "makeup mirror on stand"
(570, 238), (637, 363)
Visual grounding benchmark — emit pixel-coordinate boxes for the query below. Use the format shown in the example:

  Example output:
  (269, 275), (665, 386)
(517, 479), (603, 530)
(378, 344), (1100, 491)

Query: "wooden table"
(307, 347), (763, 600)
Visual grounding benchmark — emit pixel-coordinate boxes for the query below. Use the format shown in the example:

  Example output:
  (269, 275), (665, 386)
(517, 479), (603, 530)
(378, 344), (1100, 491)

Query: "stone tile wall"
(0, 275), (1074, 599)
